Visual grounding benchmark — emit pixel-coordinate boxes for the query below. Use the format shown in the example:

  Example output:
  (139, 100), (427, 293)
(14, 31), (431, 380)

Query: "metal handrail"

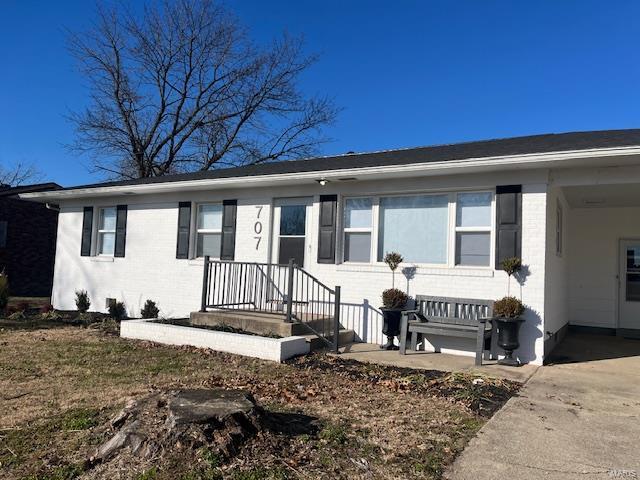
(200, 257), (341, 352)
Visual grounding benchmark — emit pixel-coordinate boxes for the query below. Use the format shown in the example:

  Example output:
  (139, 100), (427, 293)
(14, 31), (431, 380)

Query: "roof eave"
(19, 146), (640, 202)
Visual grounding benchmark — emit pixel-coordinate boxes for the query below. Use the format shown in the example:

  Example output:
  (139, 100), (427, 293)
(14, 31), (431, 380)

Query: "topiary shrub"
(383, 252), (404, 288)
(382, 288), (409, 309)
(494, 296), (525, 318)
(108, 301), (127, 321)
(0, 272), (9, 312)
(140, 299), (160, 319)
(75, 290), (91, 313)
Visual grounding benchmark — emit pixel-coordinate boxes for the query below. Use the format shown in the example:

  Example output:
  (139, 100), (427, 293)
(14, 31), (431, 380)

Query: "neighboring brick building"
(0, 183), (60, 297)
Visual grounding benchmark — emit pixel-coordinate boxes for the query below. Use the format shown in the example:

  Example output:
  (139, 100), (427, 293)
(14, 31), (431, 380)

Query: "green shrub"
(501, 257), (522, 277)
(0, 273), (9, 312)
(494, 296), (525, 318)
(382, 288), (408, 309)
(75, 290), (90, 313)
(108, 301), (127, 320)
(140, 299), (160, 319)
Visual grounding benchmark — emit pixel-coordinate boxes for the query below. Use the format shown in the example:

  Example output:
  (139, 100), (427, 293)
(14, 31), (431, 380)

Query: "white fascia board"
(19, 146), (640, 202)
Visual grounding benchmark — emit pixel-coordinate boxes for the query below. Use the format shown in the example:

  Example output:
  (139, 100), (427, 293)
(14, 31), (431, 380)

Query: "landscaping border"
(120, 319), (310, 362)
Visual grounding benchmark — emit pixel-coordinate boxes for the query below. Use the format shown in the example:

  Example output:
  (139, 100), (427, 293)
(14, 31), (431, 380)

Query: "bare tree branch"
(67, 0), (338, 179)
(0, 161), (42, 186)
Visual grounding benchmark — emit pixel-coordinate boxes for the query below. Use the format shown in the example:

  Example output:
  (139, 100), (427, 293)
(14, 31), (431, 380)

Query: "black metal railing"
(200, 257), (341, 352)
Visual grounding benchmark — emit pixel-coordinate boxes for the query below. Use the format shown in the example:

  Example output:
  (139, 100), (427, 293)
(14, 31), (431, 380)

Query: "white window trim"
(340, 190), (495, 270)
(453, 192), (494, 268)
(193, 203), (223, 259)
(342, 196), (374, 264)
(96, 206), (117, 257)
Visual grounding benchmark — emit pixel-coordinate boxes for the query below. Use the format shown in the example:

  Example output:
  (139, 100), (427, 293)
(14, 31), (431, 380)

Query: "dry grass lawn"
(0, 320), (520, 480)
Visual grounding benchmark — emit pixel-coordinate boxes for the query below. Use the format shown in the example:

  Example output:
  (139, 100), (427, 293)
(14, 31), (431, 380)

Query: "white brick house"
(22, 129), (640, 365)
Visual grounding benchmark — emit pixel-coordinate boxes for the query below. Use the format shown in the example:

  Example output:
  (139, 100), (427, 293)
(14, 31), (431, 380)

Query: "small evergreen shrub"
(140, 299), (160, 319)
(0, 273), (9, 312)
(382, 288), (408, 309)
(494, 296), (525, 318)
(108, 301), (127, 320)
(501, 257), (522, 277)
(75, 290), (91, 313)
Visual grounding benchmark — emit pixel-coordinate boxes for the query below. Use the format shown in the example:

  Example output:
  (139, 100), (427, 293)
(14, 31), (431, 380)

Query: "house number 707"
(254, 205), (263, 250)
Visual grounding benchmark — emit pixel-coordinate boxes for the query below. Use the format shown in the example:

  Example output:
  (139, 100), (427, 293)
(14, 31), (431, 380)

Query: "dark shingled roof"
(0, 182), (61, 197)
(63, 129), (640, 191)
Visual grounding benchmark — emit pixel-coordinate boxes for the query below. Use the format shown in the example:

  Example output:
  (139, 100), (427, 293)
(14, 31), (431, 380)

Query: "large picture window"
(97, 207), (117, 255)
(341, 190), (494, 268)
(196, 204), (223, 257)
(378, 195), (449, 264)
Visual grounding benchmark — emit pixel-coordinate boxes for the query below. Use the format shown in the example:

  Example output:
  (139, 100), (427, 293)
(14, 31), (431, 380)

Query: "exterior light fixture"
(316, 178), (329, 186)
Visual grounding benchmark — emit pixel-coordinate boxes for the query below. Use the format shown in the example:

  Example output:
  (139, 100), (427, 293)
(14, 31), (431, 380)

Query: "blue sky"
(1, 1), (639, 186)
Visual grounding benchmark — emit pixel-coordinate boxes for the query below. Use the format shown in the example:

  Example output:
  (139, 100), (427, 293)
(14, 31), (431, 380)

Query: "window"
(0, 221), (6, 248)
(341, 190), (494, 267)
(378, 195), (449, 264)
(97, 207), (117, 255)
(455, 192), (492, 266)
(556, 201), (563, 256)
(343, 198), (372, 262)
(196, 204), (223, 257)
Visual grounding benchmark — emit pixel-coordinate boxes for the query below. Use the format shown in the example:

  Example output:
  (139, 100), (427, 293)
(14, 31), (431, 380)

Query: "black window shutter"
(114, 205), (128, 258)
(220, 200), (237, 260)
(176, 202), (192, 259)
(80, 207), (93, 257)
(317, 195), (338, 264)
(495, 185), (522, 269)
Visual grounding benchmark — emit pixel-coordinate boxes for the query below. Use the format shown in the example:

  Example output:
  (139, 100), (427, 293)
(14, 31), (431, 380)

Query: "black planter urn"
(495, 316), (525, 366)
(380, 308), (403, 350)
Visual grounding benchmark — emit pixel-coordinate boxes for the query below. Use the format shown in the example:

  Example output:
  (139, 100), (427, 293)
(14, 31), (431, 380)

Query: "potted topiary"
(380, 252), (408, 350)
(494, 257), (525, 366)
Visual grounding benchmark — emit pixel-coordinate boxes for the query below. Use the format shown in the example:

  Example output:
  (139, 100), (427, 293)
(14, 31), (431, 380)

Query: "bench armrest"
(478, 317), (493, 324)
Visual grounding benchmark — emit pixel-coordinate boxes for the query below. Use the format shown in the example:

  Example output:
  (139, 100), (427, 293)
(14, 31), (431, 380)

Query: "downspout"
(45, 203), (60, 212)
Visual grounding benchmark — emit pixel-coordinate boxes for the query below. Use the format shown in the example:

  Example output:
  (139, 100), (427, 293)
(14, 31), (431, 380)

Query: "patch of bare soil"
(0, 323), (520, 480)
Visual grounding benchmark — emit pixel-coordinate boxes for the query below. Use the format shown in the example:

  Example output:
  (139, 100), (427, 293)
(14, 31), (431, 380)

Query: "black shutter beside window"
(114, 205), (128, 258)
(317, 195), (338, 264)
(495, 185), (522, 269)
(220, 200), (237, 260)
(176, 202), (192, 259)
(80, 207), (93, 257)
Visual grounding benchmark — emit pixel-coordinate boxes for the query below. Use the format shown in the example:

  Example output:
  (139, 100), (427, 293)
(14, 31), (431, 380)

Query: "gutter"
(18, 145), (640, 202)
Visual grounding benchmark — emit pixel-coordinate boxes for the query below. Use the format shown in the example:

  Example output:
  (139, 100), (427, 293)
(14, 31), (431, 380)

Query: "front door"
(272, 198), (312, 267)
(618, 239), (640, 333)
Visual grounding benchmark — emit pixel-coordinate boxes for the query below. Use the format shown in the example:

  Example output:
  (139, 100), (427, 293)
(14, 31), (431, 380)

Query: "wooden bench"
(399, 295), (495, 366)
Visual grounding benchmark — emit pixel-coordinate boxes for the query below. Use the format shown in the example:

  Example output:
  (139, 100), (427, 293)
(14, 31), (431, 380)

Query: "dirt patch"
(0, 322), (520, 479)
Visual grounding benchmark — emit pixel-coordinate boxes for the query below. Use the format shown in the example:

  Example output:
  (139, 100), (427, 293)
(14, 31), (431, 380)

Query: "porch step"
(190, 310), (337, 338)
(303, 328), (356, 351)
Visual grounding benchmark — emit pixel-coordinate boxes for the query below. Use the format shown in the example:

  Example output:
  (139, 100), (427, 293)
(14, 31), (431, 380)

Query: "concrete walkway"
(446, 333), (640, 480)
(338, 342), (538, 383)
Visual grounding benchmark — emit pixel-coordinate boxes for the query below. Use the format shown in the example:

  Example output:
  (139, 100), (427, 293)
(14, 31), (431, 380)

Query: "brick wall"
(51, 170), (549, 364)
(0, 197), (58, 297)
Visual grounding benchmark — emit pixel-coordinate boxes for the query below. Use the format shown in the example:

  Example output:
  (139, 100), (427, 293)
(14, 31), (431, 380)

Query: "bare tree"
(68, 0), (338, 179)
(0, 161), (41, 186)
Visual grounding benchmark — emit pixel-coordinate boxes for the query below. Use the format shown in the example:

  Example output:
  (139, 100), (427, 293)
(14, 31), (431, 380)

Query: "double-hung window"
(97, 207), (117, 255)
(454, 192), (492, 266)
(196, 204), (223, 257)
(343, 198), (373, 262)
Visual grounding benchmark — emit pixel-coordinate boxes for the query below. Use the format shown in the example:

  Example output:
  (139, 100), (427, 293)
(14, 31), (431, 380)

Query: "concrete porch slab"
(336, 342), (538, 383)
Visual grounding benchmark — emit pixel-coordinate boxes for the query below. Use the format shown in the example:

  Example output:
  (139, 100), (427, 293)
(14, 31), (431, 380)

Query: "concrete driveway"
(446, 333), (640, 480)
